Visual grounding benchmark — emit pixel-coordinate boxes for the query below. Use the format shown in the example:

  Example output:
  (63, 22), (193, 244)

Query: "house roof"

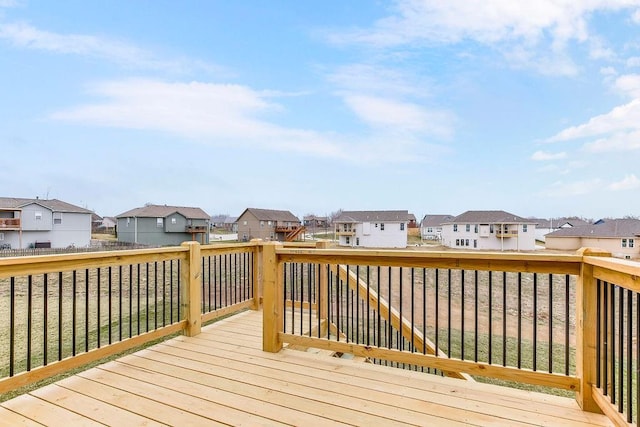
(546, 218), (640, 238)
(0, 197), (93, 214)
(421, 214), (454, 227)
(116, 204), (210, 220)
(334, 210), (409, 223)
(239, 208), (300, 223)
(445, 210), (535, 224)
(532, 217), (591, 228)
(408, 213), (417, 222)
(304, 215), (328, 221)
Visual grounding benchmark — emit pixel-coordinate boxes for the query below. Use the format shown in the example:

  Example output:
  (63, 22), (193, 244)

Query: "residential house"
(531, 217), (591, 242)
(441, 210), (537, 251)
(407, 213), (418, 229)
(98, 216), (117, 234)
(0, 197), (92, 249)
(236, 208), (303, 242)
(303, 215), (329, 233)
(116, 204), (210, 246)
(334, 210), (408, 248)
(545, 218), (640, 259)
(420, 214), (454, 241)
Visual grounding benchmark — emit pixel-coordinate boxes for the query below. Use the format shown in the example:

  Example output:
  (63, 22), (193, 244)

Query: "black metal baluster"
(85, 269), (89, 352)
(435, 269), (439, 356)
(489, 271), (493, 364)
(447, 269), (451, 357)
(603, 281), (609, 396)
(411, 268), (415, 353)
(43, 273), (48, 366)
(27, 275), (32, 370)
(387, 266), (392, 349)
(475, 270), (479, 362)
(549, 273), (553, 373)
(177, 260), (181, 321)
(517, 272), (522, 369)
(169, 261), (174, 323)
(154, 262), (158, 330)
(596, 280), (601, 388)
(533, 273), (538, 371)
(108, 267), (112, 345)
(377, 266), (381, 347)
(423, 268), (427, 357)
(97, 268), (101, 348)
(565, 275), (570, 376)
(626, 288), (633, 423)
(58, 272), (63, 361)
(502, 271), (507, 367)
(118, 266), (123, 341)
(137, 264), (141, 335)
(129, 265), (133, 338)
(9, 277), (15, 376)
(618, 286), (624, 413)
(611, 282), (616, 404)
(461, 270), (465, 360)
(399, 267), (403, 352)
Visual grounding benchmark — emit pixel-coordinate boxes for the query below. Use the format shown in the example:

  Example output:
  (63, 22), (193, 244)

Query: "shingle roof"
(446, 210), (535, 224)
(421, 214), (454, 227)
(547, 218), (640, 238)
(0, 197), (93, 214)
(240, 208), (300, 223)
(116, 204), (210, 220)
(532, 217), (591, 228)
(334, 210), (409, 223)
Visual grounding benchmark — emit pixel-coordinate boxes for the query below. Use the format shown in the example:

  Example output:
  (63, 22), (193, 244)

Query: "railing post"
(262, 241), (283, 352)
(251, 239), (263, 310)
(181, 241), (202, 337)
(576, 247), (610, 413)
(316, 241), (329, 324)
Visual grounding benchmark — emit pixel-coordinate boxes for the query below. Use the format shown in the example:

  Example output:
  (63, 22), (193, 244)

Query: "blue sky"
(2, 1), (640, 221)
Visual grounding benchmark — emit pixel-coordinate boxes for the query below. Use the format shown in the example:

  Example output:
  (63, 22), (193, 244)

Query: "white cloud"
(531, 150), (567, 161)
(0, 0), (19, 7)
(544, 179), (604, 197)
(0, 22), (218, 73)
(626, 56), (640, 67)
(609, 174), (640, 191)
(613, 74), (640, 98)
(50, 78), (443, 164)
(583, 130), (640, 152)
(546, 98), (640, 142)
(328, 64), (430, 98)
(343, 94), (453, 138)
(600, 66), (617, 76)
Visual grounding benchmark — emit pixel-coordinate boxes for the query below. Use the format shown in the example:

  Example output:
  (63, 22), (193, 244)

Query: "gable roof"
(532, 217), (591, 228)
(446, 210), (535, 224)
(547, 218), (640, 238)
(116, 204), (210, 220)
(421, 214), (454, 227)
(0, 197), (93, 214)
(239, 208), (300, 223)
(334, 210), (409, 223)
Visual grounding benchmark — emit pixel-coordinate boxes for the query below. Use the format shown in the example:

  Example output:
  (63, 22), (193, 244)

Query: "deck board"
(0, 309), (614, 426)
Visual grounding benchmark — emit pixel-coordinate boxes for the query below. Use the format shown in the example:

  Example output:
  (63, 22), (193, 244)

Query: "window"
(171, 218), (177, 224)
(630, 239), (635, 248)
(474, 225), (478, 233)
(356, 237), (360, 246)
(453, 224), (458, 232)
(126, 217), (130, 227)
(474, 239), (477, 248)
(0, 233), (4, 241)
(380, 223), (385, 231)
(156, 218), (163, 228)
(375, 223), (378, 228)
(466, 224), (470, 232)
(490, 224), (494, 233)
(243, 220), (247, 225)
(346, 236), (350, 245)
(622, 239), (627, 248)
(465, 239), (469, 246)
(268, 221), (272, 225)
(400, 223), (405, 231)
(53, 212), (62, 225)
(427, 227), (433, 233)
(523, 224), (528, 232)
(35, 211), (42, 220)
(456, 239), (460, 246)
(260, 221), (264, 228)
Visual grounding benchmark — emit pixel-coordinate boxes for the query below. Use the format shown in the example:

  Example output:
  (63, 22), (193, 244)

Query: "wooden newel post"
(575, 247), (610, 413)
(262, 242), (283, 352)
(181, 241), (202, 337)
(251, 239), (263, 310)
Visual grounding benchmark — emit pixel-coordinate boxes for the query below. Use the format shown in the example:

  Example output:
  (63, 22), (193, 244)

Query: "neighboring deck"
(0, 310), (613, 426)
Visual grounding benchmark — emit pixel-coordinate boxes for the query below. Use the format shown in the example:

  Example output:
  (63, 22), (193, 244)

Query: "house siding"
(546, 236), (640, 259)
(339, 221), (406, 248)
(442, 223), (536, 251)
(117, 216), (203, 246)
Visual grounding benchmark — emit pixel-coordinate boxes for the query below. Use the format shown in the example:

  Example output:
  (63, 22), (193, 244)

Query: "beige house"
(545, 218), (640, 259)
(236, 208), (304, 242)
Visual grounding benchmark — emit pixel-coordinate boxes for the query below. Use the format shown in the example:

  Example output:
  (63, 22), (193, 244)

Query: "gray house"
(116, 204), (210, 246)
(0, 197), (92, 249)
(236, 208), (303, 242)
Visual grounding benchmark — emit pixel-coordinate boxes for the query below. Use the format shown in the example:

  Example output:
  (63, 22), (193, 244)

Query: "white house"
(334, 210), (408, 248)
(530, 217), (590, 242)
(441, 210), (537, 251)
(420, 214), (453, 241)
(0, 197), (93, 249)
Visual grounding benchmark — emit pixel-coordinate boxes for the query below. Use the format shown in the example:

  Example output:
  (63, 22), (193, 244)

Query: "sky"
(1, 1), (640, 221)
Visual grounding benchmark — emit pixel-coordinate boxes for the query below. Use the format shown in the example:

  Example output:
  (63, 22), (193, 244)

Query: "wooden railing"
(0, 242), (260, 395)
(0, 218), (20, 229)
(261, 242), (640, 425)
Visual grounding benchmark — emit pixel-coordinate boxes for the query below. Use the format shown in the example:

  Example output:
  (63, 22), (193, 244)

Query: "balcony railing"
(185, 225), (207, 233)
(0, 218), (20, 229)
(495, 230), (518, 237)
(0, 241), (638, 426)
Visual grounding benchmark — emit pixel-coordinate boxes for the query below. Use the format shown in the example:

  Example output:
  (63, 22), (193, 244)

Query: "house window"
(35, 211), (42, 220)
(490, 224), (494, 233)
(622, 239), (628, 248)
(260, 221), (264, 228)
(375, 223), (378, 228)
(474, 225), (478, 233)
(456, 239), (460, 246)
(171, 218), (177, 224)
(268, 221), (272, 225)
(474, 239), (477, 248)
(400, 223), (405, 231)
(381, 223), (385, 231)
(630, 239), (635, 248)
(156, 218), (163, 228)
(427, 227), (433, 233)
(243, 220), (248, 225)
(453, 224), (458, 232)
(466, 224), (470, 232)
(346, 236), (350, 245)
(523, 224), (528, 232)
(465, 239), (469, 246)
(356, 237), (360, 246)
(0, 233), (4, 241)
(126, 218), (130, 227)
(53, 212), (62, 225)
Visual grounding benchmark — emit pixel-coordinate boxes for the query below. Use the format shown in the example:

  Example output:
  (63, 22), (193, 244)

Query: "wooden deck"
(0, 310), (613, 426)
